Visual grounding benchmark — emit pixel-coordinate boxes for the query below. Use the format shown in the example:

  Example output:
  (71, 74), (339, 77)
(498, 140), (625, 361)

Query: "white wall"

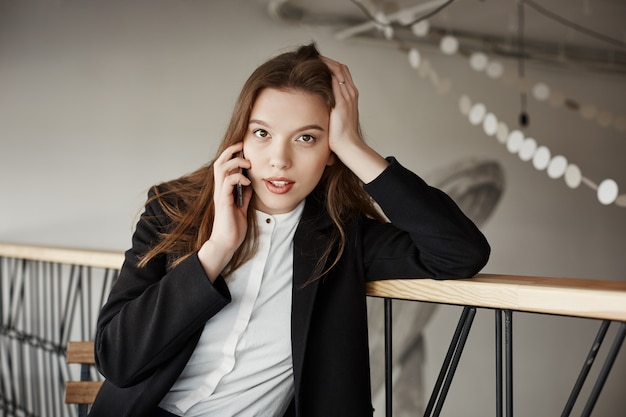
(1, 1), (625, 415)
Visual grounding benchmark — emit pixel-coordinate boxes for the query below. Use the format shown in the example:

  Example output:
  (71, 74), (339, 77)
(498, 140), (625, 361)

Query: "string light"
(346, 0), (625, 207)
(465, 50), (626, 133)
(598, 179), (619, 205)
(408, 48), (624, 207)
(347, 0), (626, 135)
(411, 20), (430, 37)
(408, 48), (421, 69)
(457, 94), (625, 207)
(439, 35), (459, 55)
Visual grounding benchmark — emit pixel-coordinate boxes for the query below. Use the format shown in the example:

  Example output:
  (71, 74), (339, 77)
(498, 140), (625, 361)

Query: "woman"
(90, 43), (490, 417)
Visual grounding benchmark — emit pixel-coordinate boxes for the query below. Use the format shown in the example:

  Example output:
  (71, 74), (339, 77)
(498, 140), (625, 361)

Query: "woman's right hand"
(198, 142), (252, 282)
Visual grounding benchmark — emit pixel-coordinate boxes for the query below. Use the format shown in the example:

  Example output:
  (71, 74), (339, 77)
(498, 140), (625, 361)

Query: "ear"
(326, 152), (336, 166)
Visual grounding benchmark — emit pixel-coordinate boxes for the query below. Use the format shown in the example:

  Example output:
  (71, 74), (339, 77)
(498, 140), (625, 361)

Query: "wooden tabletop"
(3, 244), (625, 322)
(0, 242), (124, 270)
(366, 274), (626, 321)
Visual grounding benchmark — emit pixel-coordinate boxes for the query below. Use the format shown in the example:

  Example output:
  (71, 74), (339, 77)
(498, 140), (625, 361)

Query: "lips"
(264, 177), (295, 194)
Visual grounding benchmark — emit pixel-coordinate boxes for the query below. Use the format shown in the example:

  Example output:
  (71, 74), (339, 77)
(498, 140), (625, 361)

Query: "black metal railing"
(368, 275), (626, 417)
(2, 244), (625, 417)
(0, 244), (121, 417)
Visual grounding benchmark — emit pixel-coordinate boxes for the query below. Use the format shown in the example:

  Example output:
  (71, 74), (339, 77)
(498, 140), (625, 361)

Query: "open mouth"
(269, 180), (291, 187)
(264, 178), (295, 194)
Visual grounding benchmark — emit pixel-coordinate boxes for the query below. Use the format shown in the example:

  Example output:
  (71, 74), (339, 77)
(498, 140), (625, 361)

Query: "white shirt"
(159, 201), (304, 416)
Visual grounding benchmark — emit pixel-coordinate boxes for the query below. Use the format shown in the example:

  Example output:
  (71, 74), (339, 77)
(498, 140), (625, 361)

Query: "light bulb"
(440, 35), (459, 55)
(411, 20), (429, 37)
(468, 103), (486, 125)
(549, 91), (565, 107)
(519, 138), (537, 161)
(597, 111), (613, 127)
(564, 164), (582, 189)
(533, 146), (551, 171)
(506, 130), (524, 153)
(486, 61), (504, 79)
(597, 179), (618, 205)
(547, 155), (568, 179)
(496, 122), (509, 144)
(469, 52), (488, 71)
(408, 48), (421, 69)
(580, 105), (597, 119)
(459, 95), (472, 115)
(532, 83), (550, 101)
(483, 113), (498, 136)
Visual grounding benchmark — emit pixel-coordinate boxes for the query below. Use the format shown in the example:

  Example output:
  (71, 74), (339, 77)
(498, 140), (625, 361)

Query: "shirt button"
(266, 218), (271, 224)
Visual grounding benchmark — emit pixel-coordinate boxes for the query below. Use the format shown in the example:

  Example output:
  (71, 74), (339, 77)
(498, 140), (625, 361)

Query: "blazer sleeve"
(94, 191), (232, 388)
(362, 157), (490, 280)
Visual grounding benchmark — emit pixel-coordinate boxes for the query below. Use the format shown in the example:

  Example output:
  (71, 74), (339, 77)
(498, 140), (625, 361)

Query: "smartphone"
(235, 151), (246, 207)
(236, 182), (244, 207)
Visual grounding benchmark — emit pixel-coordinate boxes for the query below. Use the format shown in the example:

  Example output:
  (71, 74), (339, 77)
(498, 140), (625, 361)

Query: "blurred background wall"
(1, 0), (625, 415)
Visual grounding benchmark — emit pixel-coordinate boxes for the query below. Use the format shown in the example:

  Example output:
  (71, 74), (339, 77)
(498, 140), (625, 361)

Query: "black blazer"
(90, 158), (490, 417)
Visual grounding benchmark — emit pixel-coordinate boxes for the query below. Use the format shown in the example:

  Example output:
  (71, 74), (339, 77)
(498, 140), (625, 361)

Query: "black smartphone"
(235, 152), (246, 207)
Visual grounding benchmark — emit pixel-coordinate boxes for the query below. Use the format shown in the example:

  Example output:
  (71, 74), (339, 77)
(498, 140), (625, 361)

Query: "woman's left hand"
(321, 56), (362, 155)
(321, 56), (389, 183)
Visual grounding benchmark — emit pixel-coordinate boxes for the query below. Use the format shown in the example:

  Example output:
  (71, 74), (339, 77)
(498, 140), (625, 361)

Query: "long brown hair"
(139, 43), (385, 280)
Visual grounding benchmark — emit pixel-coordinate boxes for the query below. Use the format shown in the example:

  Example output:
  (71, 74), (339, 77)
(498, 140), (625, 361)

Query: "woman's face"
(243, 88), (334, 214)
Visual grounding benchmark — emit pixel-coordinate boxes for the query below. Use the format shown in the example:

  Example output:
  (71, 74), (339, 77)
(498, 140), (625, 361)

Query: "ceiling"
(260, 0), (626, 75)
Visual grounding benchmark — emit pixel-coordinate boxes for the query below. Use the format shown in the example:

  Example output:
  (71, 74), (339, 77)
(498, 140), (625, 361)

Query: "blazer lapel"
(290, 196), (333, 405)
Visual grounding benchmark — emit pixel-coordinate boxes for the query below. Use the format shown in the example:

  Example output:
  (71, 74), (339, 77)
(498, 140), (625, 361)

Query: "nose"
(269, 140), (291, 170)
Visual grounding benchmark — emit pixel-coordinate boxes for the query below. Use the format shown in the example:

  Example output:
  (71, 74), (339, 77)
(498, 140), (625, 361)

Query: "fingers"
(321, 56), (358, 98)
(214, 143), (251, 205)
(216, 144), (250, 178)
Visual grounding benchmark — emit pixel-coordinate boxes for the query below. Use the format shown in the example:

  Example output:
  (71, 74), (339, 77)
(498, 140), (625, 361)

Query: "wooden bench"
(65, 341), (103, 416)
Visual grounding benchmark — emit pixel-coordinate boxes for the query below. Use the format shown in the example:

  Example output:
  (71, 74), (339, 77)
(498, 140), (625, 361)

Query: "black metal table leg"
(496, 310), (503, 417)
(581, 322), (626, 417)
(505, 310), (513, 417)
(561, 320), (610, 417)
(385, 298), (393, 417)
(424, 306), (476, 417)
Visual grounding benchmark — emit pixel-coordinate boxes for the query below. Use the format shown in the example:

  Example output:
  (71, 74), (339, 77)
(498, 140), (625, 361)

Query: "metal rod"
(496, 309), (503, 417)
(581, 322), (626, 417)
(432, 307), (476, 417)
(334, 0), (447, 40)
(561, 320), (610, 417)
(384, 298), (393, 417)
(505, 310), (513, 417)
(424, 306), (472, 417)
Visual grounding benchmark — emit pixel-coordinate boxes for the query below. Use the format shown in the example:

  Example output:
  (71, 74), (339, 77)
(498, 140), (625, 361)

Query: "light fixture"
(547, 155), (568, 179)
(532, 83), (550, 101)
(482, 113), (498, 136)
(486, 61), (504, 79)
(598, 179), (619, 205)
(458, 95), (472, 116)
(411, 20), (430, 37)
(506, 130), (524, 153)
(565, 165), (582, 189)
(496, 122), (509, 144)
(468, 103), (486, 125)
(469, 52), (488, 71)
(408, 48), (421, 69)
(532, 146), (551, 171)
(519, 138), (537, 161)
(440, 35), (459, 55)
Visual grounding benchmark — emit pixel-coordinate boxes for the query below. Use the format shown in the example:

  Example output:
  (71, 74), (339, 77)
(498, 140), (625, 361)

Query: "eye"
(297, 134), (316, 143)
(253, 129), (270, 139)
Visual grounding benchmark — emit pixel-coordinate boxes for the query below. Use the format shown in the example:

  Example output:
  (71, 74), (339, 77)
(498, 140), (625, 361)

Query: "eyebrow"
(249, 119), (326, 133)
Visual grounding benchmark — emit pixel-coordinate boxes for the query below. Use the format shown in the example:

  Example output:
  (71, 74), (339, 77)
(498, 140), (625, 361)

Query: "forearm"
(94, 198), (232, 386)
(95, 253), (231, 386)
(332, 138), (389, 184)
(198, 239), (236, 283)
(364, 158), (490, 278)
